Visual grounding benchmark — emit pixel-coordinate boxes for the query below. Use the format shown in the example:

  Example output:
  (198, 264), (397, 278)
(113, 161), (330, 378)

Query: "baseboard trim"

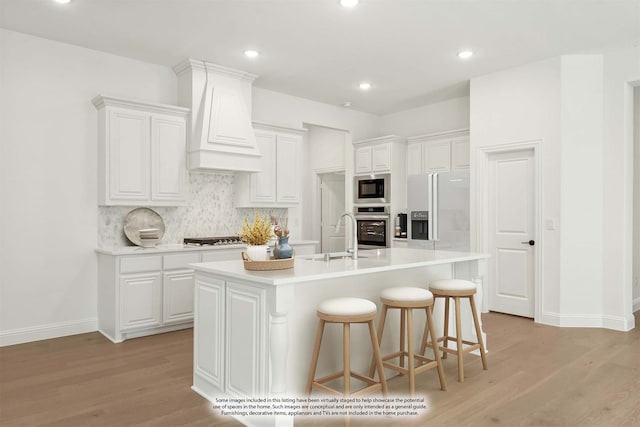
(540, 312), (633, 331)
(633, 297), (640, 313)
(0, 318), (98, 347)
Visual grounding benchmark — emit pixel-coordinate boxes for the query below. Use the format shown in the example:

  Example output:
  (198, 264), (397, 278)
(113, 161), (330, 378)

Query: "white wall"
(379, 96), (470, 137)
(0, 30), (178, 345)
(470, 49), (639, 331)
(601, 47), (640, 326)
(253, 88), (380, 142)
(633, 86), (640, 311)
(559, 55), (604, 316)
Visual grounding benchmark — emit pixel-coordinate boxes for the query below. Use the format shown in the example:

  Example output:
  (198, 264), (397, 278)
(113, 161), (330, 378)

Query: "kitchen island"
(190, 248), (488, 426)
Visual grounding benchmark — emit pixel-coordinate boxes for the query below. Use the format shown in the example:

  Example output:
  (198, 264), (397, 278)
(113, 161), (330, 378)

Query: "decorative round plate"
(123, 208), (165, 246)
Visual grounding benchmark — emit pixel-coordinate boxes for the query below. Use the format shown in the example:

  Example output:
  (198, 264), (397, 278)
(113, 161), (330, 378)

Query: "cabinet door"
(372, 144), (391, 172)
(225, 281), (266, 397)
(407, 142), (424, 175)
(425, 140), (451, 173)
(354, 147), (372, 174)
(194, 276), (225, 390)
(108, 109), (151, 202)
(151, 114), (187, 203)
(163, 269), (195, 324)
(451, 137), (470, 170)
(250, 131), (277, 203)
(276, 134), (300, 203)
(119, 272), (161, 331)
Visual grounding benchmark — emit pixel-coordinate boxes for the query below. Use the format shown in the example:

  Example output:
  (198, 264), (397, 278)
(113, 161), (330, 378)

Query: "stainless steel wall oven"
(354, 206), (390, 249)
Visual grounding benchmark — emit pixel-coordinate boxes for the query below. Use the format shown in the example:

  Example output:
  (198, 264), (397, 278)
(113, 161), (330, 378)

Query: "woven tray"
(241, 251), (295, 271)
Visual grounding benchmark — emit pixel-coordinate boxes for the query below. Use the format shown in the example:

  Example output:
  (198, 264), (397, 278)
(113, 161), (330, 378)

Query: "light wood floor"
(1, 311), (638, 426)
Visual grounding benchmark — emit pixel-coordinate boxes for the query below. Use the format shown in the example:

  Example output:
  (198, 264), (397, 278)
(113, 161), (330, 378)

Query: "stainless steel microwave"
(354, 174), (390, 204)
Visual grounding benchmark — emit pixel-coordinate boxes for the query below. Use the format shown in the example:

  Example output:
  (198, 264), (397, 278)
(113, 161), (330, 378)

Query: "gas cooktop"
(183, 236), (244, 246)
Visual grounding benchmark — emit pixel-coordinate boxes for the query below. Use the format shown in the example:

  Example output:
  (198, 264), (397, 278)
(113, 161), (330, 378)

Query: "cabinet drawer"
(120, 255), (162, 274)
(164, 252), (200, 270)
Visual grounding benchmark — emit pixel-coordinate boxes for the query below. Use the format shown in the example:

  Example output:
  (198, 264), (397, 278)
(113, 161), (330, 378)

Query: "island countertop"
(190, 247), (489, 286)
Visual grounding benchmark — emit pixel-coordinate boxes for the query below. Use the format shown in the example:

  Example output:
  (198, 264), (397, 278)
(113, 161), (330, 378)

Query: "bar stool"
(306, 297), (388, 397)
(369, 287), (447, 396)
(428, 279), (488, 382)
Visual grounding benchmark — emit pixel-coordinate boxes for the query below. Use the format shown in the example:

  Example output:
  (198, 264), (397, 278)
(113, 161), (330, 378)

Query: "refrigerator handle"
(431, 173), (439, 241)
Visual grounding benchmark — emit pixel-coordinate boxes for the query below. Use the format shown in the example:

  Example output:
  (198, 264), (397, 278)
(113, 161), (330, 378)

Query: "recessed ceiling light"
(339, 0), (360, 7)
(53, 0), (71, 3)
(359, 82), (372, 90)
(244, 50), (260, 59)
(457, 51), (473, 59)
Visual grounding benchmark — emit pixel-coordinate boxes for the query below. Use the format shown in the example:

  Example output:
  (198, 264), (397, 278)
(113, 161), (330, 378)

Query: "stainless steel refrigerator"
(407, 170), (470, 251)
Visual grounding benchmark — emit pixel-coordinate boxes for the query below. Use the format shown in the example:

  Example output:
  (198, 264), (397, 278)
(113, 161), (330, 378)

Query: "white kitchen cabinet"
(355, 146), (373, 174)
(192, 276), (269, 397)
(425, 139), (451, 173)
(407, 142), (424, 176)
(355, 143), (392, 174)
(451, 137), (471, 170)
(120, 271), (162, 331)
(407, 129), (470, 175)
(225, 281), (267, 396)
(234, 123), (305, 207)
(163, 269), (195, 324)
(194, 275), (225, 391)
(93, 95), (189, 206)
(98, 250), (199, 342)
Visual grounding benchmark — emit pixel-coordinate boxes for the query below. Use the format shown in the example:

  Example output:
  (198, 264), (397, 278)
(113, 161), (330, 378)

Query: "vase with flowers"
(237, 212), (272, 261)
(273, 223), (293, 259)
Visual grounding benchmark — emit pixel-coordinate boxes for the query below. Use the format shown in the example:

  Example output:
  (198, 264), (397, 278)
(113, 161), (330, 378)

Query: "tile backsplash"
(98, 172), (287, 247)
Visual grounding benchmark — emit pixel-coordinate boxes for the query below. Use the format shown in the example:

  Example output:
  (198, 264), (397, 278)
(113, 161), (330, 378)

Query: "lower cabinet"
(193, 275), (268, 398)
(163, 269), (196, 324)
(98, 244), (318, 343)
(98, 251), (199, 342)
(194, 276), (225, 391)
(119, 272), (162, 331)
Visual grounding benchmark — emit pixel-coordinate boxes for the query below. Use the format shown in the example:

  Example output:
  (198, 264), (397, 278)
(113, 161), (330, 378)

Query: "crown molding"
(173, 58), (258, 82)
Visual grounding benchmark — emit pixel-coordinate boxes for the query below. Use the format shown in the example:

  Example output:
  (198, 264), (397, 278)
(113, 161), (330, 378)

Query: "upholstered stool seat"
(428, 279), (488, 382)
(370, 287), (446, 396)
(306, 297), (388, 397)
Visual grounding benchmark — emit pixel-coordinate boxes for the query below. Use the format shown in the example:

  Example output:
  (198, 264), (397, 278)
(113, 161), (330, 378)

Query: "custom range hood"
(174, 59), (261, 172)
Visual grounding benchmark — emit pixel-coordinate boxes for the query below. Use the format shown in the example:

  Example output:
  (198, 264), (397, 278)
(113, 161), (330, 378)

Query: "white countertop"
(190, 247), (489, 286)
(95, 240), (319, 256)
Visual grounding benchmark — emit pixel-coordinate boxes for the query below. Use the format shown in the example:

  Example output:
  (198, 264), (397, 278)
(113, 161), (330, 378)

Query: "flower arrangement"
(237, 212), (273, 246)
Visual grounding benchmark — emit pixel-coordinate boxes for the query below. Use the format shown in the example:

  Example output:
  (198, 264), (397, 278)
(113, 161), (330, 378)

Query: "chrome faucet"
(335, 212), (358, 260)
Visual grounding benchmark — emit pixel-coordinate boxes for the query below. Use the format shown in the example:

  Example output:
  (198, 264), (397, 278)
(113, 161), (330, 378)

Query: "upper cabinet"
(234, 123), (305, 207)
(355, 143), (393, 174)
(406, 129), (469, 175)
(353, 136), (405, 175)
(174, 59), (262, 172)
(93, 96), (189, 207)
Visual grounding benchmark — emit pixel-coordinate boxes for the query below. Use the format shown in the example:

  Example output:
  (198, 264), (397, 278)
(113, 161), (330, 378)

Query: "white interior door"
(488, 148), (536, 317)
(320, 173), (345, 253)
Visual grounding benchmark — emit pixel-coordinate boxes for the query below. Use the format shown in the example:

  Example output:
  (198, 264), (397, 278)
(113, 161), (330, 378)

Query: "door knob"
(521, 240), (535, 246)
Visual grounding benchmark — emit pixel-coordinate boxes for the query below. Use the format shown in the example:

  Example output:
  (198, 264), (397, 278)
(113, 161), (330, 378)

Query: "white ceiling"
(1, 0), (639, 115)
